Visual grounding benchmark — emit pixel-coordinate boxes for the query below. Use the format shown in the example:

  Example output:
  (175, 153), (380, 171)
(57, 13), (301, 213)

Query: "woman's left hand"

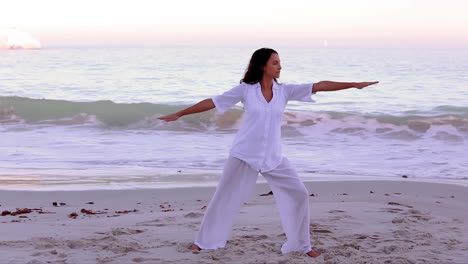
(158, 113), (181, 122)
(355, 81), (379, 89)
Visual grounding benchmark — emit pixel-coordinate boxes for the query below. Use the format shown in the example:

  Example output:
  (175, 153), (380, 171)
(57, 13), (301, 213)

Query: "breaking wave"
(1, 96), (467, 141)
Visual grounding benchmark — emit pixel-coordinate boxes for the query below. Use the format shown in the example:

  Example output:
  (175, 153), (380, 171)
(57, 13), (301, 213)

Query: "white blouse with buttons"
(212, 81), (315, 172)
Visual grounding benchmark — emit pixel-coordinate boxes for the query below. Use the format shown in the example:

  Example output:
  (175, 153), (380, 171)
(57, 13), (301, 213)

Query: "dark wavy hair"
(241, 48), (278, 84)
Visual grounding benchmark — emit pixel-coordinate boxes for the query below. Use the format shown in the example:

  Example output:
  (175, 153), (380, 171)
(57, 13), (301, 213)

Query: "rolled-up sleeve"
(212, 83), (245, 114)
(283, 83), (315, 102)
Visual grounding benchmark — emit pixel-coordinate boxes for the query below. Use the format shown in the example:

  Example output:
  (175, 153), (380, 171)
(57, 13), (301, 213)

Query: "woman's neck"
(260, 78), (273, 91)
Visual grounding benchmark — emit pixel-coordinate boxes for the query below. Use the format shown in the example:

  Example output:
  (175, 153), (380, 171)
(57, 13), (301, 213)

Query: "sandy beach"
(1, 180), (467, 264)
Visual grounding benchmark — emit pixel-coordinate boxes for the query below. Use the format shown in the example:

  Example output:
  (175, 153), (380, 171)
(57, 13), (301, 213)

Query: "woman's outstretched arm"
(158, 98), (215, 122)
(313, 81), (379, 93)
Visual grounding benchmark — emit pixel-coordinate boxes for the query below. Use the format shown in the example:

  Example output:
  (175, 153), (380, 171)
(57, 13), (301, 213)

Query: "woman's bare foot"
(306, 250), (320, 257)
(190, 244), (201, 251)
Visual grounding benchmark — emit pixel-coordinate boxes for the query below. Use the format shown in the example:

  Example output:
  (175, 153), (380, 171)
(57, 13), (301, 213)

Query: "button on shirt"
(212, 81), (315, 172)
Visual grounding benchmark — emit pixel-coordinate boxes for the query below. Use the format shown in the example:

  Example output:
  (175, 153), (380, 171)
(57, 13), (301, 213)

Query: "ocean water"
(1, 46), (468, 190)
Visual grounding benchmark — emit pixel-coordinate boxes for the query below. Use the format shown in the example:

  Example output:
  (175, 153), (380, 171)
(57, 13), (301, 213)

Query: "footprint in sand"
(184, 212), (203, 218)
(65, 240), (87, 249)
(392, 230), (410, 238)
(104, 228), (145, 236)
(380, 244), (404, 254)
(328, 215), (353, 221)
(313, 229), (333, 234)
(404, 209), (423, 215)
(444, 238), (462, 246)
(391, 217), (405, 224)
(414, 232), (433, 240)
(351, 234), (369, 240)
(240, 234), (269, 240)
(428, 220), (448, 224)
(132, 257), (162, 263)
(49, 250), (67, 258)
(381, 208), (404, 213)
(136, 219), (168, 227)
(236, 226), (260, 232)
(409, 215), (432, 221)
(388, 202), (413, 208)
(328, 210), (346, 213)
(32, 238), (58, 250)
(176, 242), (197, 253)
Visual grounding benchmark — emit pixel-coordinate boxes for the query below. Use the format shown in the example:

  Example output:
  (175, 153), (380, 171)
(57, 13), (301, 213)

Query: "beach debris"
(52, 202), (67, 207)
(260, 191), (273, 196)
(162, 209), (175, 212)
(2, 208), (55, 216)
(394, 193), (402, 195)
(115, 209), (138, 214)
(402, 175), (408, 178)
(69, 212), (78, 219)
(384, 193), (390, 196)
(11, 208), (32, 216)
(340, 193), (348, 196)
(81, 208), (107, 215)
(86, 202), (94, 204)
(310, 193), (316, 196)
(370, 191), (374, 194)
(451, 195), (455, 198)
(18, 215), (28, 218)
(201, 206), (207, 210)
(1, 210), (11, 216)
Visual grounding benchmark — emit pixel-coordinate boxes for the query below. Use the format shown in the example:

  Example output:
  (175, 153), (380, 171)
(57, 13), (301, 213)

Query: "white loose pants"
(194, 156), (312, 254)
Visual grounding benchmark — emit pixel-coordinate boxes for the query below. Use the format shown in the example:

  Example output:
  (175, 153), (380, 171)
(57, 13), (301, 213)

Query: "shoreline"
(1, 180), (468, 263)
(1, 173), (468, 191)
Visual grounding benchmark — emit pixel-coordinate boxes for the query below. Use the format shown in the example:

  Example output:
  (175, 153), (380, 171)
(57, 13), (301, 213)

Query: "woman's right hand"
(158, 113), (181, 122)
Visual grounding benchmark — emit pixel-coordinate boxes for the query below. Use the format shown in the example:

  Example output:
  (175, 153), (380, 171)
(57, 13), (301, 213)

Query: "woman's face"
(262, 53), (282, 80)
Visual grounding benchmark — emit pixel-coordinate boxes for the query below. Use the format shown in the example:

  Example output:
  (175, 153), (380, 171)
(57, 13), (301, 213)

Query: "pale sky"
(1, 0), (468, 48)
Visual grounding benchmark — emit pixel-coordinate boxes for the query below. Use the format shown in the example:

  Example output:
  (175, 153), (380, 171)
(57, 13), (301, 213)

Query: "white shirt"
(212, 81), (315, 172)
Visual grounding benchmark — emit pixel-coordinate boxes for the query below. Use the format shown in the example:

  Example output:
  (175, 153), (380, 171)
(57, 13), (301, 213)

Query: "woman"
(159, 48), (378, 258)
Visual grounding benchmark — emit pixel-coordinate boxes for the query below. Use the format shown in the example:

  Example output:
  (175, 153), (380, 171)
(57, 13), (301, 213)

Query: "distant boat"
(323, 40), (328, 48)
